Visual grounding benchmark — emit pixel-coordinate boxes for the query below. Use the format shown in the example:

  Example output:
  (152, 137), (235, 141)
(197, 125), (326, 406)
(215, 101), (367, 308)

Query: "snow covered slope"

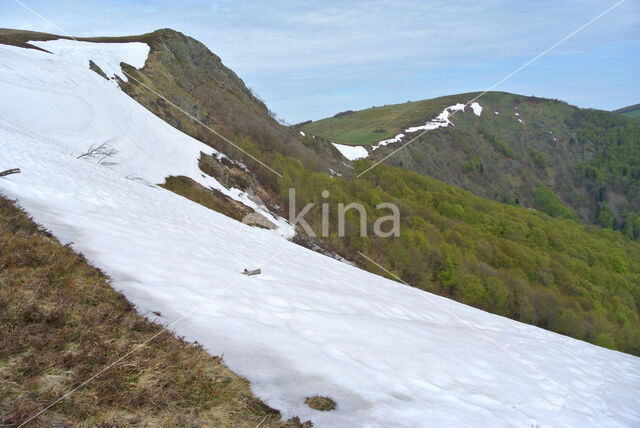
(0, 42), (290, 235)
(30, 39), (149, 82)
(332, 142), (369, 160)
(1, 43), (640, 427)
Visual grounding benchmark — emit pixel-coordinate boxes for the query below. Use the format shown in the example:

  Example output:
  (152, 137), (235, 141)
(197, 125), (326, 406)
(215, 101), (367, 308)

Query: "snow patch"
(30, 39), (149, 82)
(371, 103), (474, 151)
(372, 133), (405, 150)
(300, 130), (305, 136)
(332, 142), (368, 160)
(470, 102), (483, 116)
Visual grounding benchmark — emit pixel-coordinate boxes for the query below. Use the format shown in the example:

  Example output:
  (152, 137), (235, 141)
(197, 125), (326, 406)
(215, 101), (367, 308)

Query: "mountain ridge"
(301, 92), (640, 236)
(614, 103), (640, 119)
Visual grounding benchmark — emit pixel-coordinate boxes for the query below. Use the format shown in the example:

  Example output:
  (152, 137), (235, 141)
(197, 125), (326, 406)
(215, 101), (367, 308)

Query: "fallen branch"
(0, 168), (20, 177)
(242, 268), (261, 276)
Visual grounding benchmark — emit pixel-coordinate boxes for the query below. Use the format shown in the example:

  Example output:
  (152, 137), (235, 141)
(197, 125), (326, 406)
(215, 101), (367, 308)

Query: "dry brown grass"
(304, 396), (336, 412)
(160, 175), (255, 223)
(0, 196), (310, 427)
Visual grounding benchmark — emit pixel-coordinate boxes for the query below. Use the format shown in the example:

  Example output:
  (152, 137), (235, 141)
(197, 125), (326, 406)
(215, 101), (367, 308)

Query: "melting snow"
(470, 102), (483, 116)
(371, 103), (474, 151)
(30, 39), (149, 82)
(1, 44), (639, 428)
(333, 102), (482, 158)
(372, 133), (405, 150)
(300, 130), (305, 136)
(331, 142), (368, 160)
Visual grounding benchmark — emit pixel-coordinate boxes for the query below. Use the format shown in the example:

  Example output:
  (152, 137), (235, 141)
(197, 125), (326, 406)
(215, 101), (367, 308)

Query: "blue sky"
(2, 0), (639, 123)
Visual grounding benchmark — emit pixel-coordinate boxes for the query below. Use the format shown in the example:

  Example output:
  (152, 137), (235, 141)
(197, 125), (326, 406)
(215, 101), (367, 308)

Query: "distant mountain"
(614, 103), (640, 119)
(302, 92), (640, 238)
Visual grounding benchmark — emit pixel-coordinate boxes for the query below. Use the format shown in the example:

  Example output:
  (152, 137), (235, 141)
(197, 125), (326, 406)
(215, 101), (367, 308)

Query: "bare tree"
(77, 140), (119, 166)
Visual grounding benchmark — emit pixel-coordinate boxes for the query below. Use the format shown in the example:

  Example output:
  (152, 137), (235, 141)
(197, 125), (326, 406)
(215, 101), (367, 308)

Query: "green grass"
(303, 91), (640, 235)
(301, 93), (482, 145)
(275, 156), (640, 356)
(614, 103), (640, 119)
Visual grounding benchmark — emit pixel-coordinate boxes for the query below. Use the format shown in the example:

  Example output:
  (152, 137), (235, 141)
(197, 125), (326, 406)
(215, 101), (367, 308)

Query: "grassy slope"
(300, 92), (571, 149)
(302, 92), (640, 229)
(161, 176), (254, 223)
(614, 103), (640, 119)
(0, 196), (309, 427)
(301, 93), (479, 146)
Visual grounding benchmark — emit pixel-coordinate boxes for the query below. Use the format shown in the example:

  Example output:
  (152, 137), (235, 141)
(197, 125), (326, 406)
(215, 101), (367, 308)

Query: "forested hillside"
(275, 158), (640, 355)
(302, 92), (640, 239)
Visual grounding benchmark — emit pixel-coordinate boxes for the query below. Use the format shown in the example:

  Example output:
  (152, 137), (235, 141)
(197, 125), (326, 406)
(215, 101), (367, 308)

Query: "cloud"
(2, 0), (638, 122)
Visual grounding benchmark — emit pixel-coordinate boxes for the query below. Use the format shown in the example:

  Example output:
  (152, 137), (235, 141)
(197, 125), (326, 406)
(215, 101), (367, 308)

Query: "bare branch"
(0, 168), (20, 177)
(77, 140), (119, 166)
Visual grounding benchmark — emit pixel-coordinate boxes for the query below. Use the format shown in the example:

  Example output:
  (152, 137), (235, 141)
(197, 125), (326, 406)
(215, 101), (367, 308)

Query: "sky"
(2, 0), (639, 123)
